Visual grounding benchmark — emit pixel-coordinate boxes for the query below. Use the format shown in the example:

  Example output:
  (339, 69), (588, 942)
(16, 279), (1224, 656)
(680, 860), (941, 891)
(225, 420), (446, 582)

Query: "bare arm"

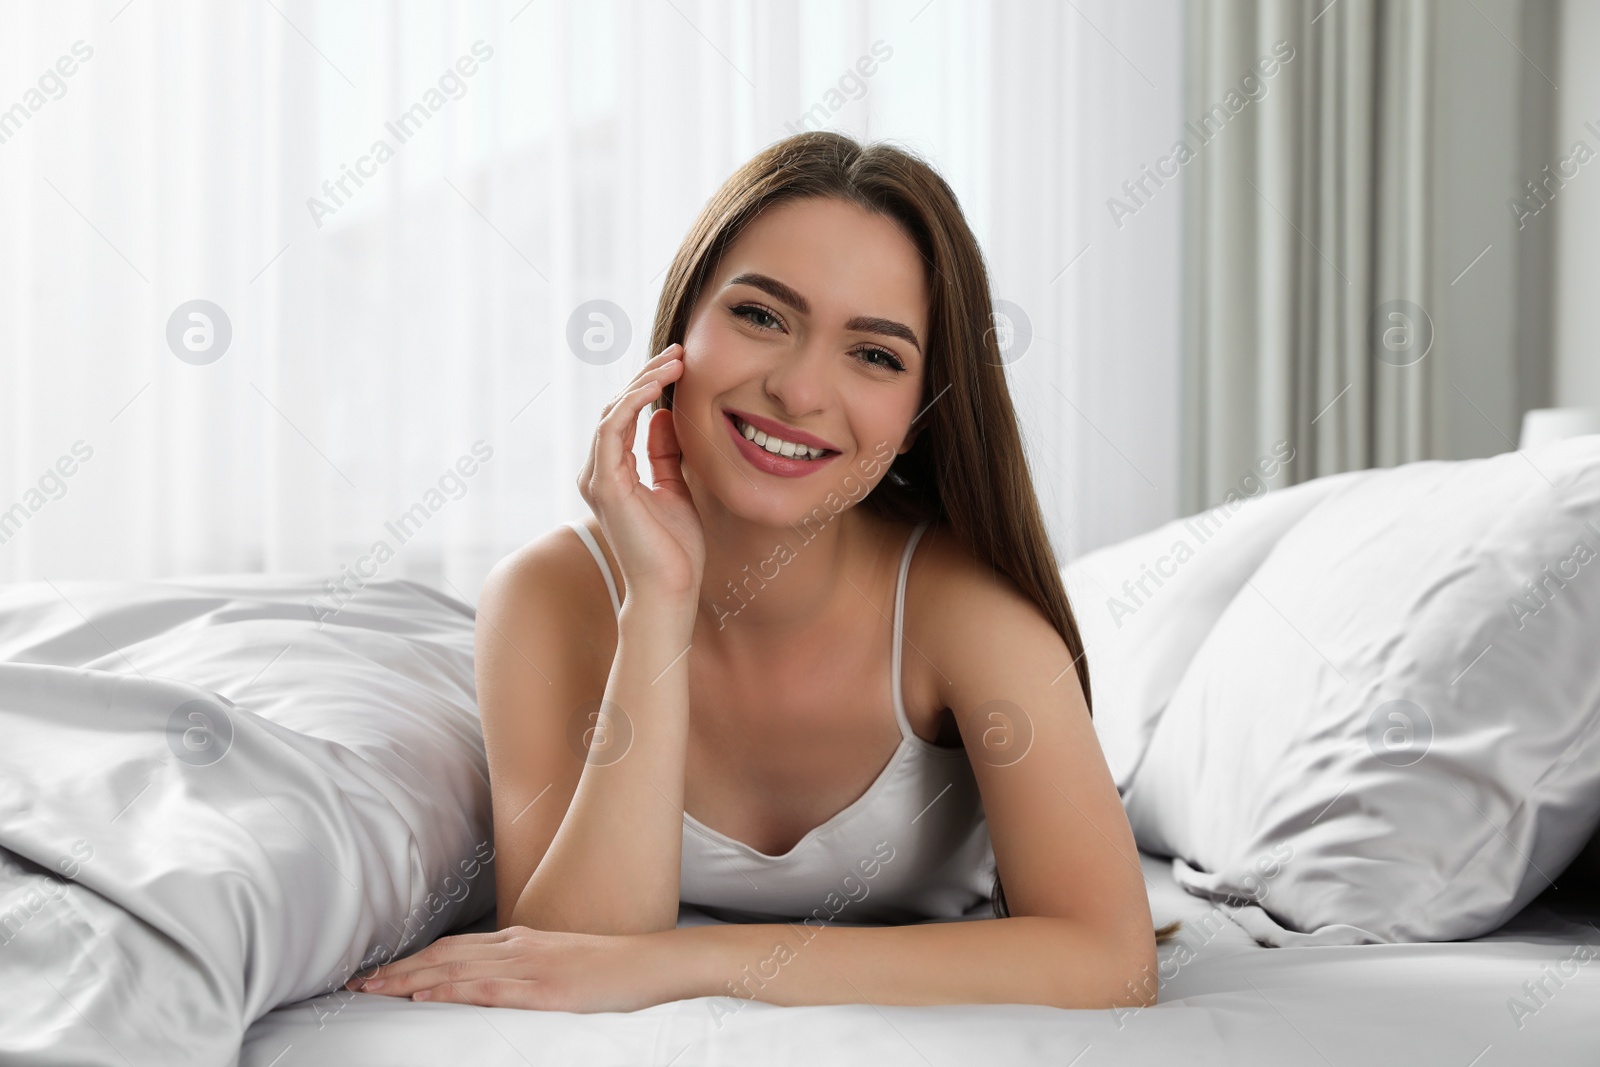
(508, 597), (695, 935)
(355, 907), (1154, 1012)
(482, 343), (701, 936)
(662, 913), (1154, 1012)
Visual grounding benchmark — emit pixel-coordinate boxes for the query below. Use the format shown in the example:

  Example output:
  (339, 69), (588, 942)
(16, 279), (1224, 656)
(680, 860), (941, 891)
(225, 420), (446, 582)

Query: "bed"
(235, 854), (1600, 1066)
(4, 435), (1598, 1066)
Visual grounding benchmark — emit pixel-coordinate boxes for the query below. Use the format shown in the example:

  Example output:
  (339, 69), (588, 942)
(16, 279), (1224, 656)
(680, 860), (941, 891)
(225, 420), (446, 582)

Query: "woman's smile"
(723, 409), (844, 477)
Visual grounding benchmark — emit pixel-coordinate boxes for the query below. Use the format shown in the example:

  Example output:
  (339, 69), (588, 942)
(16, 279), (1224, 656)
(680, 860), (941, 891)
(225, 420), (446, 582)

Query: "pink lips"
(723, 411), (842, 478)
(723, 408), (840, 452)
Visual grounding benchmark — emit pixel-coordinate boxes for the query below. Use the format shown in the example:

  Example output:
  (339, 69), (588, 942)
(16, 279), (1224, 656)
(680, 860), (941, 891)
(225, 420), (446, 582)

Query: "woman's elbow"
(1103, 932), (1161, 1009)
(1047, 927), (1160, 1010)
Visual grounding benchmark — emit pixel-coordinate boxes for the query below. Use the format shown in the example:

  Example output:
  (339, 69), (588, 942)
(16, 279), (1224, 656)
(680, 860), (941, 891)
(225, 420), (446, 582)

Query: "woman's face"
(671, 196), (929, 529)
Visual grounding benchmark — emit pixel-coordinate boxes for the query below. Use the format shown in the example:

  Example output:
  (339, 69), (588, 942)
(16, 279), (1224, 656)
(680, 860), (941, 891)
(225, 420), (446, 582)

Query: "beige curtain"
(1180, 0), (1438, 512)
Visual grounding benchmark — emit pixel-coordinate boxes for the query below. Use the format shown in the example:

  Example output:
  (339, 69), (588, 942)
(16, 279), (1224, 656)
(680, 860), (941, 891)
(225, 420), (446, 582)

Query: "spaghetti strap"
(571, 515), (928, 739)
(564, 519), (622, 617)
(676, 512), (995, 925)
(891, 521), (932, 741)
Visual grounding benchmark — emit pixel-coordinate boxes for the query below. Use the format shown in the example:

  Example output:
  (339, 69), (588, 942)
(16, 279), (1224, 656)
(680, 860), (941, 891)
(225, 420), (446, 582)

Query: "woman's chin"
(681, 443), (874, 533)
(696, 483), (850, 535)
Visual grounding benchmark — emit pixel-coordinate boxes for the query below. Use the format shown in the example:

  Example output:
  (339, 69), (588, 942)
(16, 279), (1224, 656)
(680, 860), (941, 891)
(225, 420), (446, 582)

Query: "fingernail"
(364, 978), (385, 991)
(413, 989), (431, 1001)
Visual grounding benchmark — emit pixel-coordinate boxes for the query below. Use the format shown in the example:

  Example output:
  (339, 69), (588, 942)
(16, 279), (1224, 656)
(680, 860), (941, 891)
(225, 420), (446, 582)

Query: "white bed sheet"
(241, 852), (1600, 1067)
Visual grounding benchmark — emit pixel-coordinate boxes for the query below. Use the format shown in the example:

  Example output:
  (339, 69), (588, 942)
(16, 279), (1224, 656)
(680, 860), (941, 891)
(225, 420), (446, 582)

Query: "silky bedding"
(237, 853), (1600, 1067)
(0, 577), (494, 1066)
(3, 439), (1599, 1066)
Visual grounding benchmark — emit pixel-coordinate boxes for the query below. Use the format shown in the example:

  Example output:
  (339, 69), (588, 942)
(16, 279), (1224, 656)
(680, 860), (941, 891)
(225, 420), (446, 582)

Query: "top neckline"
(564, 517), (966, 863)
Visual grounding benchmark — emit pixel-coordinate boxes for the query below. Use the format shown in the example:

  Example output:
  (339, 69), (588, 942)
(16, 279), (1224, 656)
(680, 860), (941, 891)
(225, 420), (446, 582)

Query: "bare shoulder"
(475, 520), (618, 927)
(477, 519), (616, 682)
(903, 521), (1079, 706)
(907, 522), (1047, 632)
(480, 522), (580, 620)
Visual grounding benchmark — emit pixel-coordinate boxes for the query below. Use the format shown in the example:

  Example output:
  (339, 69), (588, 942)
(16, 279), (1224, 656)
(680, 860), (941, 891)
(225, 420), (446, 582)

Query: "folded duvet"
(0, 577), (494, 1067)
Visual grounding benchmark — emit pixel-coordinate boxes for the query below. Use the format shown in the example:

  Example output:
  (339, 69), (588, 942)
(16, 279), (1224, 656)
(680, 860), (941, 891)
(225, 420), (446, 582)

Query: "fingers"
(347, 933), (518, 990)
(355, 953), (518, 1004)
(635, 341), (683, 377)
(598, 344), (683, 422)
(583, 378), (657, 504)
(601, 378), (665, 463)
(578, 342), (684, 513)
(601, 363), (682, 434)
(645, 406), (686, 492)
(591, 373), (679, 499)
(414, 976), (542, 1009)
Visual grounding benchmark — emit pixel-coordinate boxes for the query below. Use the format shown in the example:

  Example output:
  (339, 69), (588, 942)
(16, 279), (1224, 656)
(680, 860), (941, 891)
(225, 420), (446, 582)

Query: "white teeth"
(733, 416), (826, 460)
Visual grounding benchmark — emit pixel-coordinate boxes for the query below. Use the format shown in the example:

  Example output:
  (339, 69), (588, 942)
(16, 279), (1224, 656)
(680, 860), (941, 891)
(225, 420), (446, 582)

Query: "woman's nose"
(759, 340), (832, 412)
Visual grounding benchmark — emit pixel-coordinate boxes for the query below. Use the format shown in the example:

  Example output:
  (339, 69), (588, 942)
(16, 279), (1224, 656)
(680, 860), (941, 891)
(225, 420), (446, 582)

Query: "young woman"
(351, 131), (1176, 1013)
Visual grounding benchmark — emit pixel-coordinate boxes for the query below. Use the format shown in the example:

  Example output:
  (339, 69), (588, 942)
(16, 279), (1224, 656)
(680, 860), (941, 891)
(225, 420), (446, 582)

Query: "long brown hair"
(646, 130), (1178, 944)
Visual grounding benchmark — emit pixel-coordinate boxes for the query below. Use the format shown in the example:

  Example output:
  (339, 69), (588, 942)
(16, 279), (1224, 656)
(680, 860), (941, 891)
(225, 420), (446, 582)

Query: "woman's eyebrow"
(726, 271), (922, 355)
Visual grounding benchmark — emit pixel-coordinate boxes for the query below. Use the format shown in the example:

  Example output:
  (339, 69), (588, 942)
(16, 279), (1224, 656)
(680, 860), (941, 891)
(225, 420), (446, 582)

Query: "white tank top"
(564, 518), (998, 924)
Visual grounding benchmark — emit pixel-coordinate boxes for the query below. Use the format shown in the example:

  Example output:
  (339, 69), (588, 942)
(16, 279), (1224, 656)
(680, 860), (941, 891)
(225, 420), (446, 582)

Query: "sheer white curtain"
(0, 0), (1182, 598)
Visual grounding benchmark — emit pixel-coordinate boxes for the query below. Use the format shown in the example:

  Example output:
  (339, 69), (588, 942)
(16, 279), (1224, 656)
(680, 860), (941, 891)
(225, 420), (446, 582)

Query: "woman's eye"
(733, 304), (781, 330)
(857, 347), (907, 373)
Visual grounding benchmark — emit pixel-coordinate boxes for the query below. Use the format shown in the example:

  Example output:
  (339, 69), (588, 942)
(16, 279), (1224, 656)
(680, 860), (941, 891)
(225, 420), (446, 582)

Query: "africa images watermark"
(0, 840), (96, 947)
(1506, 517), (1600, 630)
(0, 39), (94, 150)
(306, 441), (494, 624)
(782, 40), (894, 135)
(1507, 116), (1600, 231)
(707, 437), (899, 630)
(0, 440), (95, 549)
(1506, 938), (1599, 1031)
(1103, 440), (1296, 629)
(306, 40), (495, 229)
(707, 839), (898, 1028)
(1114, 841), (1294, 1028)
(311, 837), (497, 1029)
(1106, 40), (1296, 230)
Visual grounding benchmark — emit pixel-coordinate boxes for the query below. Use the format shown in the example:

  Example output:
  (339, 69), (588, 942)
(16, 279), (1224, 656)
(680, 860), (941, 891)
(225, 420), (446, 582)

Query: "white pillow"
(1123, 435), (1600, 944)
(1066, 466), (1372, 790)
